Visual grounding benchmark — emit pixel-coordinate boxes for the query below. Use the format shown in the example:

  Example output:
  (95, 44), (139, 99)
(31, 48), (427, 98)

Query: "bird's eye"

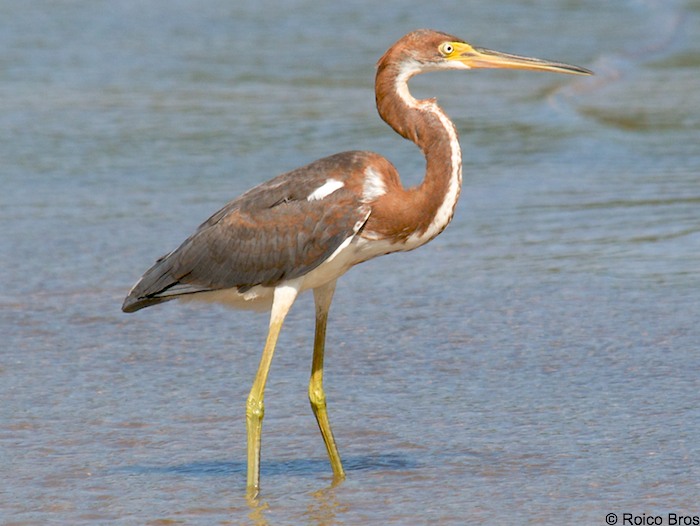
(439, 43), (454, 56)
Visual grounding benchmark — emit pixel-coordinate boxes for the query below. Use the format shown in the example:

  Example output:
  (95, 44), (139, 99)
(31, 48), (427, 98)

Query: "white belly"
(180, 234), (400, 312)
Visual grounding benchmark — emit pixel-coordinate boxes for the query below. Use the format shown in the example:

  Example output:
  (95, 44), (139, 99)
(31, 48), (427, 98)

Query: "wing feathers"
(123, 153), (374, 312)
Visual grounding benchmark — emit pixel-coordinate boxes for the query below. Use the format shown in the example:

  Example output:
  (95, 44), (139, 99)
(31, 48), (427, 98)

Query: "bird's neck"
(374, 58), (463, 246)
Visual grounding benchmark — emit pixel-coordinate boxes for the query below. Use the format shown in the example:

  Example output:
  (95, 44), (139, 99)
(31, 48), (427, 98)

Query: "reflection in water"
(247, 497), (270, 526)
(243, 454), (417, 524)
(246, 479), (347, 526)
(305, 481), (348, 526)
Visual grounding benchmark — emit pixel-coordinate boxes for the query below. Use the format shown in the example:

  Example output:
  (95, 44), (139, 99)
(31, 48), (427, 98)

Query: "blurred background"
(2, 1), (698, 524)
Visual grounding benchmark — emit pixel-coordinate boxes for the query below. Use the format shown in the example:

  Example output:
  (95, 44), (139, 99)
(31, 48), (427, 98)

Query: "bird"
(122, 29), (592, 496)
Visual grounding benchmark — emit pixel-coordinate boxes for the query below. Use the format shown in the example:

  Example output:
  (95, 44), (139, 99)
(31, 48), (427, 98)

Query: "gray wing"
(123, 153), (371, 312)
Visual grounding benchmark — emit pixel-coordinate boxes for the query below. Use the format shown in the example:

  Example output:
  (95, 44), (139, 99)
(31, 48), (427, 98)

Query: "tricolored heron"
(122, 29), (591, 495)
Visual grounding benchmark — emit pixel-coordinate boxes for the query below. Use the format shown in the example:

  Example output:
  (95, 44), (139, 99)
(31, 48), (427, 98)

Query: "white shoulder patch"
(307, 179), (345, 201)
(362, 166), (387, 202)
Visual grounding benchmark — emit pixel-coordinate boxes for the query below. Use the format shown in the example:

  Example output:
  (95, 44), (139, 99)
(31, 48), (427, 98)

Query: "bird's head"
(380, 29), (592, 77)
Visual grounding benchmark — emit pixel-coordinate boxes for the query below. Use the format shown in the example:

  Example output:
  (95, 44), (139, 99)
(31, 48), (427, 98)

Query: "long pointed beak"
(453, 43), (593, 76)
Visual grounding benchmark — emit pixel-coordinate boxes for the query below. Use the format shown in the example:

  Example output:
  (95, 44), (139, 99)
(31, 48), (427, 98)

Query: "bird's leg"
(246, 283), (299, 497)
(309, 280), (345, 480)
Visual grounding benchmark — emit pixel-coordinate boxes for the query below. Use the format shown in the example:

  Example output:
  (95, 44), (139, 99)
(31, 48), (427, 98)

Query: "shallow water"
(2, 0), (699, 524)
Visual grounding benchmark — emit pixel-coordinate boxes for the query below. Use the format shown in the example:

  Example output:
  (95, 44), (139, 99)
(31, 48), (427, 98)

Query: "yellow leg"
(246, 283), (299, 498)
(309, 281), (345, 480)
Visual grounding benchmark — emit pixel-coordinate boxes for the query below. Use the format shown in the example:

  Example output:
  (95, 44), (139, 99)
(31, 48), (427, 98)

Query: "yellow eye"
(439, 42), (455, 56)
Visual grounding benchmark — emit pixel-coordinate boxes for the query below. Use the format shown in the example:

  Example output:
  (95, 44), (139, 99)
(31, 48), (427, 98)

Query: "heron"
(122, 29), (591, 495)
